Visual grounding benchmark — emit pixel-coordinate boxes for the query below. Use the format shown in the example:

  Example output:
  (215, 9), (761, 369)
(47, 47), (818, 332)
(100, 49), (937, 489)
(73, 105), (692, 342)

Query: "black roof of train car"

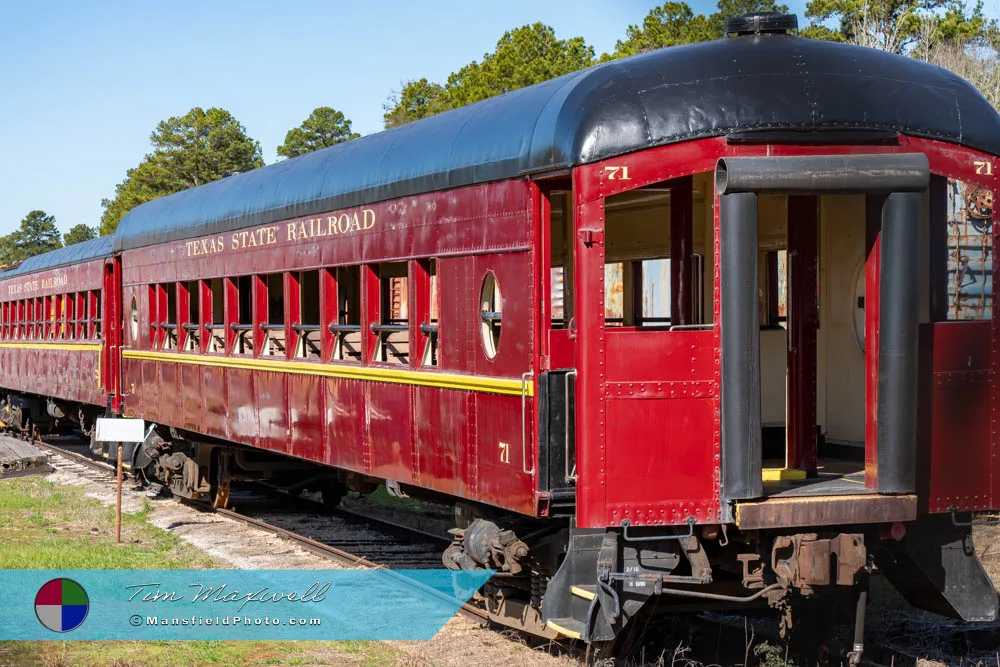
(92, 31), (1000, 251)
(0, 236), (114, 280)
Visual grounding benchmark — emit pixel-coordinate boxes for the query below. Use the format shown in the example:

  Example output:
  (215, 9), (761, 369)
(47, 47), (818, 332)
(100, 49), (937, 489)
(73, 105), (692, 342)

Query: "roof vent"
(726, 11), (798, 36)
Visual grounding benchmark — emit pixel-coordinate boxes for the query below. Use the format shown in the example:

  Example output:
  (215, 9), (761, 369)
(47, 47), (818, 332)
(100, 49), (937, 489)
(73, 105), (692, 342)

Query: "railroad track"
(29, 436), (495, 629)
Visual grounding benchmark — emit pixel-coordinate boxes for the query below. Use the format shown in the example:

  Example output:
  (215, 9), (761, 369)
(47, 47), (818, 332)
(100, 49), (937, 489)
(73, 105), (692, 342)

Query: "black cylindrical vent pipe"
(716, 154), (930, 195)
(876, 192), (922, 493)
(720, 192), (763, 502)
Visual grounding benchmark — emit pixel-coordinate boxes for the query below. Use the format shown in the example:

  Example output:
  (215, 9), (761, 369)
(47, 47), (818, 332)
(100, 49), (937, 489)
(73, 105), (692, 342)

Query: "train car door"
(571, 171), (721, 528)
(102, 257), (122, 413)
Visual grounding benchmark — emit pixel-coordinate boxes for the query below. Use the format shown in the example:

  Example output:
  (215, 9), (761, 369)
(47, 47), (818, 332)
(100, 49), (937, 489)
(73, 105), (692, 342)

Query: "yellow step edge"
(569, 585), (596, 600)
(545, 620), (582, 640)
(762, 467), (807, 481)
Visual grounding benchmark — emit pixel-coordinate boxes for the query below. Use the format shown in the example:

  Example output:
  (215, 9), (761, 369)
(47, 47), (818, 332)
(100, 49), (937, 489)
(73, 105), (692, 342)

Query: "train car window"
(34, 297), (42, 338)
(93, 291), (103, 340)
(53, 295), (60, 338)
(1, 302), (7, 340)
(419, 260), (439, 367)
(161, 284), (176, 349)
(52, 295), (60, 338)
(56, 295), (63, 338)
(43, 295), (53, 338)
(129, 295), (138, 344)
(184, 281), (200, 352)
(760, 250), (788, 327)
(208, 278), (225, 353)
(374, 262), (408, 365)
(602, 182), (709, 328)
(295, 270), (321, 359)
(261, 273), (286, 357)
(63, 294), (70, 338)
(53, 295), (61, 338)
(605, 262), (624, 326)
(147, 286), (159, 349)
(549, 190), (573, 328)
(74, 293), (84, 339)
(641, 258), (673, 325)
(480, 272), (502, 359)
(63, 294), (76, 338)
(332, 266), (362, 362)
(232, 275), (254, 356)
(943, 178), (993, 320)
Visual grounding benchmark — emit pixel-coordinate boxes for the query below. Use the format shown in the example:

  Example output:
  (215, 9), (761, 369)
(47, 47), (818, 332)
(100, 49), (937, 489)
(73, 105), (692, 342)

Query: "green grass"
(355, 485), (428, 511)
(0, 476), (407, 666)
(0, 476), (214, 569)
(0, 639), (405, 667)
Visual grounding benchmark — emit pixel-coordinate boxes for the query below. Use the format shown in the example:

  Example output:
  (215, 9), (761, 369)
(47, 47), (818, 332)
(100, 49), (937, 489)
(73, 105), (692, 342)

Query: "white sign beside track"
(95, 418), (146, 443)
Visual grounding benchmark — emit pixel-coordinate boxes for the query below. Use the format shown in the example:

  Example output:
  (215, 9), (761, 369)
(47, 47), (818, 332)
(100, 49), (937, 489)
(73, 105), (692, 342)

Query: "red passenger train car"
(0, 237), (120, 433)
(2, 12), (1000, 654)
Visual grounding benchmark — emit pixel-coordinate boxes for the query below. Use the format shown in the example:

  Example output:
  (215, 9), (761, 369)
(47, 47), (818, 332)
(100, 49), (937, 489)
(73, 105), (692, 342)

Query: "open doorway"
(758, 192), (900, 497)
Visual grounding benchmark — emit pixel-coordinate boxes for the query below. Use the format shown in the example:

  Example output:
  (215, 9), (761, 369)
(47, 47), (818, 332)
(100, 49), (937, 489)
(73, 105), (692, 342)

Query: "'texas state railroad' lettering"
(184, 208), (377, 258)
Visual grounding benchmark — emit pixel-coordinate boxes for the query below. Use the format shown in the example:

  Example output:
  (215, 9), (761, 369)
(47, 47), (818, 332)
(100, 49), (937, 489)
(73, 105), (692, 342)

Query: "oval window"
(130, 296), (139, 342)
(480, 272), (502, 359)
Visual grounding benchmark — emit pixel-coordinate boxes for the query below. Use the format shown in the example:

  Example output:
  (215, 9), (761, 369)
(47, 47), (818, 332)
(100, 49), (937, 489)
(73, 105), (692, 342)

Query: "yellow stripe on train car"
(122, 349), (534, 397)
(0, 342), (102, 351)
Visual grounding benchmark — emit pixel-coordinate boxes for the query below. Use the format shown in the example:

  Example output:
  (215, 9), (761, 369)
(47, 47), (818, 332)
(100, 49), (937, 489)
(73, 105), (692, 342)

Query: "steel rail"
(248, 481), (451, 546)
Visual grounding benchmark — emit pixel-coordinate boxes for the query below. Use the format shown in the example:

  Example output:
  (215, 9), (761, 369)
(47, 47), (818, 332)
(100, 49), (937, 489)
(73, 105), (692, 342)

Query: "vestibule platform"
(739, 455), (915, 529)
(762, 457), (868, 498)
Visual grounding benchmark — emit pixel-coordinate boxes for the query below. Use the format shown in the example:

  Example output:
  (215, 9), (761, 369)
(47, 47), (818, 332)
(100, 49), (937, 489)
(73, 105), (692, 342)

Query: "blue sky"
(1, 0), (997, 237)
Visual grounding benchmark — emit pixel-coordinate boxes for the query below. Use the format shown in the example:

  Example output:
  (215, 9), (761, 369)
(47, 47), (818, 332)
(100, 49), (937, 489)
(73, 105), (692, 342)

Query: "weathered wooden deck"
(0, 436), (51, 478)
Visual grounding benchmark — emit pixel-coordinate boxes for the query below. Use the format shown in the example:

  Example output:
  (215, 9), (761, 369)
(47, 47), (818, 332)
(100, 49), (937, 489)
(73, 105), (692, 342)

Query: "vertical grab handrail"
(521, 371), (534, 475)
(565, 369), (578, 483)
